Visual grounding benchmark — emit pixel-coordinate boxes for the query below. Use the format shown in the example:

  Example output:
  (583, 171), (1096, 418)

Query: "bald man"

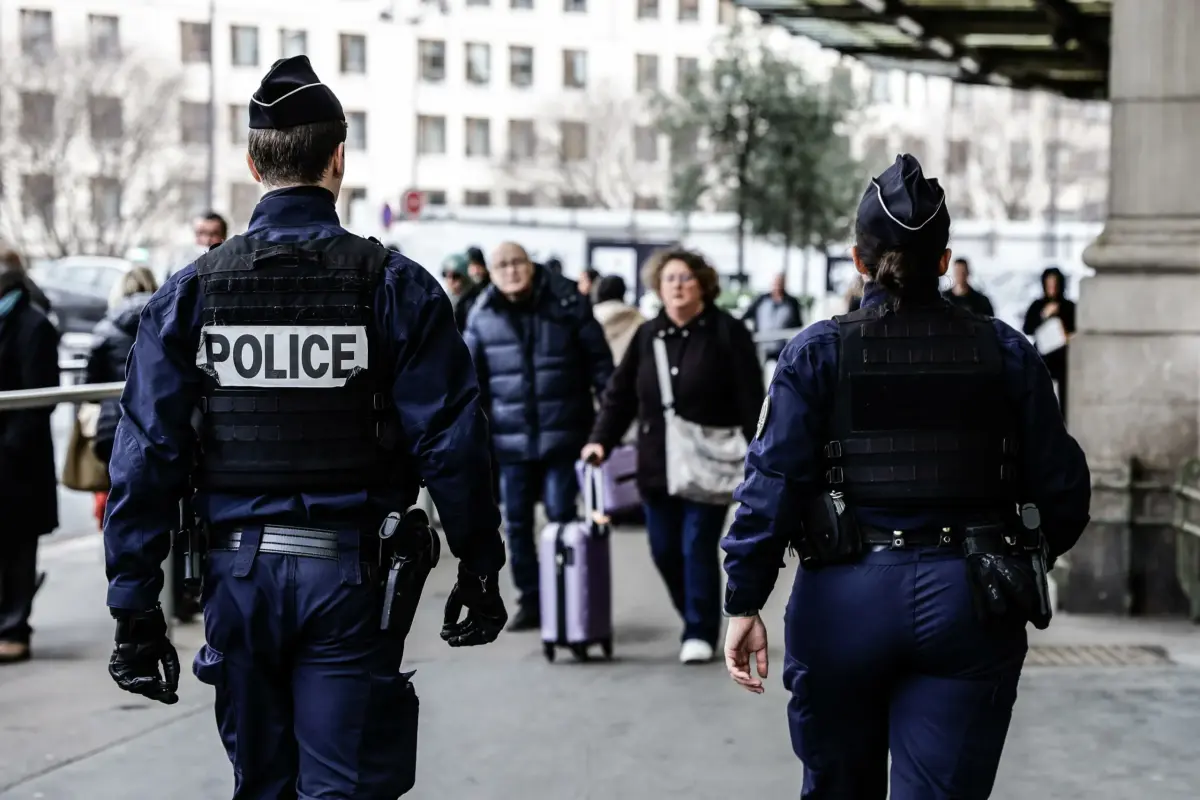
(463, 242), (615, 630)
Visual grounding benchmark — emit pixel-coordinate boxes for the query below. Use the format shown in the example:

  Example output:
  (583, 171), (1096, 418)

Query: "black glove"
(440, 567), (507, 647)
(965, 551), (1052, 631)
(109, 604), (181, 705)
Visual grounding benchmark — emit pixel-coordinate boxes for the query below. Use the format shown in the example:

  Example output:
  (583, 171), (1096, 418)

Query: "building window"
(679, 0), (699, 21)
(1010, 140), (1032, 180)
(88, 15), (120, 59)
(1011, 89), (1032, 112)
(465, 118), (491, 157)
(563, 50), (587, 89)
(564, 0), (587, 11)
(339, 187), (367, 226)
(181, 181), (208, 217)
(507, 191), (535, 207)
(230, 25), (258, 68)
(417, 115), (447, 154)
(23, 174), (55, 222)
(508, 119), (537, 160)
(719, 0), (737, 24)
(91, 177), (121, 226)
(634, 195), (660, 210)
(637, 0), (658, 19)
(466, 43), (491, 85)
(346, 111), (367, 150)
(230, 182), (262, 226)
(870, 71), (890, 104)
(280, 29), (307, 59)
(419, 40), (446, 82)
(948, 139), (969, 174)
(89, 96), (123, 141)
(510, 46), (533, 87)
(180, 101), (210, 145)
(228, 103), (248, 144)
(20, 92), (55, 140)
(560, 121), (587, 161)
(425, 190), (447, 206)
(20, 9), (53, 59)
(560, 193), (588, 209)
(636, 54), (658, 93)
(464, 191), (492, 207)
(634, 126), (658, 162)
(511, 0), (534, 8)
(181, 22), (211, 64)
(676, 57), (699, 92)
(466, 0), (490, 5)
(670, 126), (699, 162)
(341, 33), (366, 74)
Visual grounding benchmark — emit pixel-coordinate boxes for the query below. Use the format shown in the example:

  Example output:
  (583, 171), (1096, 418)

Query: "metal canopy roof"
(737, 0), (1111, 100)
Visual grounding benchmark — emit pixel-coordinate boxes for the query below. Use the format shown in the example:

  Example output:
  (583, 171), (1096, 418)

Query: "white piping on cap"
(251, 82), (325, 107)
(870, 178), (946, 232)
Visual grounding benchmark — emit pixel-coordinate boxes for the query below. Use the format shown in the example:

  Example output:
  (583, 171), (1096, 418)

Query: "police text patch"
(196, 325), (368, 388)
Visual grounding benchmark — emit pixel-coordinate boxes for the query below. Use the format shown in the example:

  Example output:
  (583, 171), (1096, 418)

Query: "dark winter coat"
(589, 304), (765, 495)
(465, 265), (614, 464)
(0, 271), (61, 537)
(85, 292), (153, 463)
(454, 274), (489, 334)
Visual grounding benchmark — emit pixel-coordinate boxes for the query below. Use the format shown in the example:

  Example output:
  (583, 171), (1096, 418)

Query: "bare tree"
(949, 98), (1036, 222)
(0, 44), (192, 258)
(499, 92), (644, 210)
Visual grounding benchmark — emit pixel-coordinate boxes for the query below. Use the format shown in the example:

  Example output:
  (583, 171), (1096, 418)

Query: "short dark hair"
(594, 275), (626, 303)
(201, 211), (228, 238)
(584, 268), (600, 282)
(954, 257), (969, 270)
(247, 120), (347, 186)
(466, 246), (486, 267)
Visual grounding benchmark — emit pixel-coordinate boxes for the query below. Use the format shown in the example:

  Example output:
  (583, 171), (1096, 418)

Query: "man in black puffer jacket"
(465, 242), (614, 629)
(86, 278), (157, 461)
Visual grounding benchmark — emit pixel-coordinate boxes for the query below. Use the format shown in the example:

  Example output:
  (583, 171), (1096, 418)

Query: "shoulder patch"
(755, 395), (771, 440)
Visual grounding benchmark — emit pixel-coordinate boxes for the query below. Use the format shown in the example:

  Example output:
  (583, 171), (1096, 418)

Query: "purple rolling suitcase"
(538, 466), (613, 662)
(574, 444), (641, 517)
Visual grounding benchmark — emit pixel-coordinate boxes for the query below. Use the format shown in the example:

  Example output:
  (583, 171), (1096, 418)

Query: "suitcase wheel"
(543, 642), (556, 663)
(600, 638), (613, 660)
(569, 643), (591, 662)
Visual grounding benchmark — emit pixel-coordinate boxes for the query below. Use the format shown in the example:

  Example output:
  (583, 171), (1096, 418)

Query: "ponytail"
(872, 249), (939, 306)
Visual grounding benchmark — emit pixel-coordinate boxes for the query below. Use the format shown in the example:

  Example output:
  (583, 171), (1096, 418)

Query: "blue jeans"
(642, 494), (727, 647)
(499, 459), (579, 607)
(784, 547), (1027, 799)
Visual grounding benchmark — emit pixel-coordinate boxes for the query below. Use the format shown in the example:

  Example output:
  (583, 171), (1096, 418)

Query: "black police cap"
(857, 154), (950, 248)
(249, 56), (345, 130)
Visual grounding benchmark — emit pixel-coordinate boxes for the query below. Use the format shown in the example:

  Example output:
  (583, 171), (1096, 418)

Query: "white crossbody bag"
(652, 335), (748, 505)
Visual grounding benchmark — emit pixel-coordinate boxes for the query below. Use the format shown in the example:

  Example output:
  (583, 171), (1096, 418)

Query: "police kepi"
(104, 54), (508, 799)
(720, 153), (1091, 798)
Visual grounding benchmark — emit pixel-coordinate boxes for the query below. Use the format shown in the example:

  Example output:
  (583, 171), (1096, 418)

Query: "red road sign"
(402, 190), (423, 218)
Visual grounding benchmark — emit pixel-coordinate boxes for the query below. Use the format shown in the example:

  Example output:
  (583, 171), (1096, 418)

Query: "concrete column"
(1063, 0), (1200, 614)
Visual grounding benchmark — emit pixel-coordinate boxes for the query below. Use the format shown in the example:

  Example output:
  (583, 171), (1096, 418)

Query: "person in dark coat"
(1022, 266), (1076, 419)
(942, 256), (995, 317)
(465, 241), (614, 630)
(0, 247), (61, 664)
(584, 248), (764, 663)
(454, 246), (490, 333)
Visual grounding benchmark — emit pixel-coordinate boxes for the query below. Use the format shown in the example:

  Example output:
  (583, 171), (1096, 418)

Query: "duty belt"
(861, 525), (964, 549)
(209, 525), (371, 560)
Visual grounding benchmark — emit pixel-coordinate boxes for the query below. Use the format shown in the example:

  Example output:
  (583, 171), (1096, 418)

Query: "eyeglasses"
(661, 273), (696, 285)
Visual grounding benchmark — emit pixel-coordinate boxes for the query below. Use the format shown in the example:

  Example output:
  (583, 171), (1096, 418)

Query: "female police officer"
(720, 154), (1091, 799)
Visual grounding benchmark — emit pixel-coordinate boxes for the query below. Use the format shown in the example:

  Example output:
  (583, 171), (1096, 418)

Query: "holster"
(794, 491), (863, 571)
(379, 508), (441, 641)
(961, 519), (1053, 628)
(177, 490), (205, 593)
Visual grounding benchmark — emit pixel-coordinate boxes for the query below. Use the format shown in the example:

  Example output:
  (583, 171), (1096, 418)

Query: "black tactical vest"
(192, 234), (399, 493)
(824, 301), (1019, 509)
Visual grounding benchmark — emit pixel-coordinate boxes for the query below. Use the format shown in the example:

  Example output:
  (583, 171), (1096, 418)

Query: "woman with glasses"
(583, 248), (764, 664)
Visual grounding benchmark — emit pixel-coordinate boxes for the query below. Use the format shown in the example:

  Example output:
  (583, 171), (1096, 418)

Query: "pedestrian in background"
(584, 248), (763, 664)
(454, 246), (490, 332)
(942, 256), (995, 317)
(1023, 266), (1075, 420)
(194, 211), (228, 250)
(577, 267), (600, 299)
(742, 273), (803, 362)
(0, 245), (60, 664)
(466, 241), (614, 630)
(591, 275), (644, 367)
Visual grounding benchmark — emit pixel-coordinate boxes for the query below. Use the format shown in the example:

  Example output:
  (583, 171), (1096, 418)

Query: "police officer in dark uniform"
(103, 56), (507, 799)
(720, 154), (1091, 799)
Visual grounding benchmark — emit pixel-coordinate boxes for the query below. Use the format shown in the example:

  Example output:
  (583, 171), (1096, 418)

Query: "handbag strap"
(652, 335), (675, 411)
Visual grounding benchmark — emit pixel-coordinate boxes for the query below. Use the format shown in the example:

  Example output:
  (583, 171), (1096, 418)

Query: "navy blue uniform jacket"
(721, 283), (1092, 612)
(104, 187), (505, 611)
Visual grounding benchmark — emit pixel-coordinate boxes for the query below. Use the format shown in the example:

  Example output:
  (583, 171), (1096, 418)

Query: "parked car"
(31, 256), (135, 336)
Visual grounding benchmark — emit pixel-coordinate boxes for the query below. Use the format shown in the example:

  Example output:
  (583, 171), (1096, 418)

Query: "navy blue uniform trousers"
(783, 547), (1027, 799)
(194, 543), (418, 800)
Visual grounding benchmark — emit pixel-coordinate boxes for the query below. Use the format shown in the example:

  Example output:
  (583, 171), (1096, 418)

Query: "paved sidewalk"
(2, 528), (1199, 799)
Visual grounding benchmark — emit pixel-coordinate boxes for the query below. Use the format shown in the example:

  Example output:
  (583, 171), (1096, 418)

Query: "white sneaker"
(679, 639), (714, 664)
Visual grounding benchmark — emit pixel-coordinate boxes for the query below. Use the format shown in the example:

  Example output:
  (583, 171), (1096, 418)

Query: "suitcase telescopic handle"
(584, 463), (605, 519)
